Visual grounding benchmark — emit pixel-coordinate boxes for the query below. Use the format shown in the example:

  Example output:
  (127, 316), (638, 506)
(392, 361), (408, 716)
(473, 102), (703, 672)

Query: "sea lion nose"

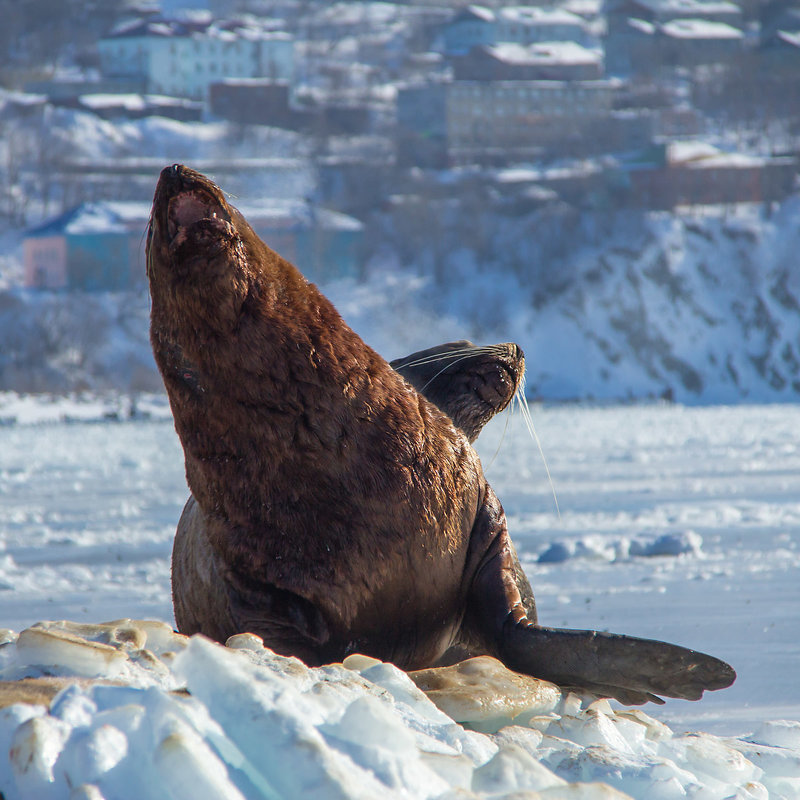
(160, 163), (186, 192)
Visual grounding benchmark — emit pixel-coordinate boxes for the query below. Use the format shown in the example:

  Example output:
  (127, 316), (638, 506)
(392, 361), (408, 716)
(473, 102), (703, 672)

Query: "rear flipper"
(465, 483), (736, 705)
(498, 621), (736, 705)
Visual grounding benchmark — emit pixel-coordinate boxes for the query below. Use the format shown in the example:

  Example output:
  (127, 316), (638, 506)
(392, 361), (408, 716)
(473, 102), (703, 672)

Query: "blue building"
(441, 6), (496, 55)
(24, 202), (150, 291)
(238, 201), (365, 283)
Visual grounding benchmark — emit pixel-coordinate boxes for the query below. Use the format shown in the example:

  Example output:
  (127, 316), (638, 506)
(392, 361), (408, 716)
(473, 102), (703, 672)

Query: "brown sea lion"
(147, 164), (735, 705)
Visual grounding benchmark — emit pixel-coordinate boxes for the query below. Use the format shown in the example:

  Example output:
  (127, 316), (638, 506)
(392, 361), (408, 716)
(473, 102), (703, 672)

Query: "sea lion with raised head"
(147, 164), (735, 705)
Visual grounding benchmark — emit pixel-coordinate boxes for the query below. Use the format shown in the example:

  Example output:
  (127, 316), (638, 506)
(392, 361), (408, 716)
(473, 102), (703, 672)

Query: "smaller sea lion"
(391, 340), (523, 443)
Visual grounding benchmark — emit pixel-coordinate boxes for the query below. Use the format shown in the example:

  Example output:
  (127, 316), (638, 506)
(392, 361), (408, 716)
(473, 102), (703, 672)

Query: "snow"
(632, 0), (741, 18)
(0, 622), (799, 799)
(79, 95), (149, 112)
(499, 6), (586, 27)
(627, 18), (657, 35)
(778, 30), (800, 48)
(462, 6), (496, 23)
(665, 141), (768, 168)
(0, 399), (799, 798)
(660, 19), (744, 40)
(237, 201), (364, 232)
(486, 42), (602, 67)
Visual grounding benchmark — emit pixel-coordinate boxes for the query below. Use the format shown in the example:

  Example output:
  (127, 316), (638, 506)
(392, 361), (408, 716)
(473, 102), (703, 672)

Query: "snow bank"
(0, 391), (171, 426)
(0, 620), (798, 800)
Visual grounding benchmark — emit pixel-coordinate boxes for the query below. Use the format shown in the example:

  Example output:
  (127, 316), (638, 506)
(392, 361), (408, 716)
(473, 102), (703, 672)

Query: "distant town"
(2, 0), (799, 292)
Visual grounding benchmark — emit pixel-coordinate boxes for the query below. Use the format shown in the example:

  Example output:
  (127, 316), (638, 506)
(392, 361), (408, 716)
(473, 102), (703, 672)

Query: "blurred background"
(1, 0), (799, 403)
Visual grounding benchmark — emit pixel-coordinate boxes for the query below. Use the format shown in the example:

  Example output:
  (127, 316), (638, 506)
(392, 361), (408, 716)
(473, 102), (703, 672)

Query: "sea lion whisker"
(515, 378), (561, 520)
(483, 402), (513, 471)
(396, 346), (498, 371)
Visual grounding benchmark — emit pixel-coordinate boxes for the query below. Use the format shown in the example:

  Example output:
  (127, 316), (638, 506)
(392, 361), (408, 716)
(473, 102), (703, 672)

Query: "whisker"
(396, 346), (498, 372)
(484, 402), (512, 471)
(515, 377), (561, 520)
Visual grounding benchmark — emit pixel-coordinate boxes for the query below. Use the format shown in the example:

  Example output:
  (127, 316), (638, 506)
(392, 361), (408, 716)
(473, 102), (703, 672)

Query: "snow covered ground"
(1, 397), (799, 798)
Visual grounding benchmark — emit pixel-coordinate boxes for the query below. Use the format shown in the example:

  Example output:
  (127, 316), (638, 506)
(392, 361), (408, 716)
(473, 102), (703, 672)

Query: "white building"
(496, 7), (594, 47)
(98, 19), (294, 101)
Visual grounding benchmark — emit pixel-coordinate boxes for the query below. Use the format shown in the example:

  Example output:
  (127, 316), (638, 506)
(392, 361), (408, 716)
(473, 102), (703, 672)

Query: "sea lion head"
(391, 340), (525, 442)
(146, 164), (321, 408)
(146, 164), (257, 335)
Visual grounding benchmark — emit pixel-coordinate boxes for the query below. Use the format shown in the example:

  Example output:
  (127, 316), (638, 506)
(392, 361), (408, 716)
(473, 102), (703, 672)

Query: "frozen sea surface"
(0, 398), (798, 738)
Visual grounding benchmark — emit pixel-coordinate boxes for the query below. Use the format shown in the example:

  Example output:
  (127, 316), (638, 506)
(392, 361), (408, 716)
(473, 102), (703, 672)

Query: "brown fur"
(148, 165), (485, 668)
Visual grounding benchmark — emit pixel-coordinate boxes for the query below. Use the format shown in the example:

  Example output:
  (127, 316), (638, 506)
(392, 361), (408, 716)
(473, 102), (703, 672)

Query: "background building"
(97, 19), (294, 101)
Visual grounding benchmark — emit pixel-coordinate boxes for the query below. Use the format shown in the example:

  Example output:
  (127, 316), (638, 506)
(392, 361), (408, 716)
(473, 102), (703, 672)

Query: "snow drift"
(1, 619), (799, 800)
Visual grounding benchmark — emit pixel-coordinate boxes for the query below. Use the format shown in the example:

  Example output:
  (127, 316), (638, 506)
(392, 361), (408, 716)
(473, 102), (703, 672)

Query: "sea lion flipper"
(498, 624), (736, 705)
(173, 497), (330, 660)
(464, 486), (735, 704)
(226, 580), (331, 664)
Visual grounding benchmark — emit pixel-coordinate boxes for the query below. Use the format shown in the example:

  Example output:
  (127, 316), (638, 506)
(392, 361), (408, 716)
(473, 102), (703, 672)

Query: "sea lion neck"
(146, 165), (427, 524)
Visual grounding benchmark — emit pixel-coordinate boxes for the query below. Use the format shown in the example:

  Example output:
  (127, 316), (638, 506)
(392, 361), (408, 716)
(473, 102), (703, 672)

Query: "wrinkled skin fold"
(147, 164), (736, 705)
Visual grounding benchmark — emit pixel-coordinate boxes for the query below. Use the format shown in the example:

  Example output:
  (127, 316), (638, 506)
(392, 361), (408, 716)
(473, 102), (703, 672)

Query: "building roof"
(105, 19), (189, 39)
(499, 6), (585, 27)
(237, 200), (364, 232)
(103, 17), (291, 43)
(666, 141), (771, 167)
(631, 0), (741, 17)
(452, 5), (496, 24)
(451, 77), (622, 91)
(776, 29), (800, 48)
(562, 0), (604, 19)
(626, 17), (657, 33)
(26, 199), (362, 242)
(78, 93), (203, 111)
(484, 41), (602, 66)
(660, 18), (744, 38)
(26, 202), (151, 238)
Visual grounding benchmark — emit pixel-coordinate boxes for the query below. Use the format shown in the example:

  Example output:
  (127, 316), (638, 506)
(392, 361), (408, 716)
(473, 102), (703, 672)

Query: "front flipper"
(463, 484), (736, 705)
(224, 575), (331, 666)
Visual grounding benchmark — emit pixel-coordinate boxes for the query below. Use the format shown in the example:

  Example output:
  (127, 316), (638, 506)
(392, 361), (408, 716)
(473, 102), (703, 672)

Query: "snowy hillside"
(519, 200), (800, 404)
(5, 197), (800, 403)
(391, 198), (800, 405)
